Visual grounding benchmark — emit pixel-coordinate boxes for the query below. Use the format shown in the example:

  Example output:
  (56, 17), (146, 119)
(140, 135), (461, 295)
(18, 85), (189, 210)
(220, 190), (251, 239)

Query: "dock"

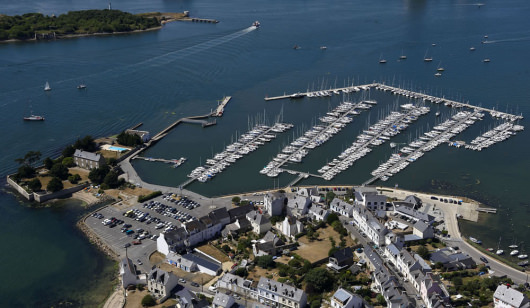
(190, 18), (219, 23)
(180, 122), (293, 187)
(264, 83), (378, 101)
(476, 207), (497, 214)
(133, 157), (179, 164)
(211, 96), (231, 117)
(364, 110), (481, 185)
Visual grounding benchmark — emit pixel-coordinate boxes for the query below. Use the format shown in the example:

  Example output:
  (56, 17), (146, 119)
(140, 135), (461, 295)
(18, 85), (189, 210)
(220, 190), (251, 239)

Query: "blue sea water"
(1, 0), (530, 306)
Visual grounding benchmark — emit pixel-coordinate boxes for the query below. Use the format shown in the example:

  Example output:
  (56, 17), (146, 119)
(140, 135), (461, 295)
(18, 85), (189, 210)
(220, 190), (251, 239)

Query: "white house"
(147, 268), (179, 302)
(297, 187), (321, 203)
(355, 189), (387, 211)
(246, 210), (271, 235)
(166, 252), (222, 276)
(413, 220), (434, 239)
(257, 277), (307, 308)
(212, 292), (236, 308)
(286, 195), (311, 218)
(493, 285), (530, 308)
(119, 255), (145, 288)
(280, 216), (303, 239)
(264, 192), (286, 216)
(330, 198), (354, 217)
(217, 273), (258, 300)
(308, 204), (330, 222)
(331, 288), (363, 308)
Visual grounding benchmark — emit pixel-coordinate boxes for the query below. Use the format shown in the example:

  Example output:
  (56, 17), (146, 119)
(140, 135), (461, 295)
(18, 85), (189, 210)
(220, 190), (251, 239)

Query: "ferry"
(23, 115), (45, 121)
(252, 21), (260, 28)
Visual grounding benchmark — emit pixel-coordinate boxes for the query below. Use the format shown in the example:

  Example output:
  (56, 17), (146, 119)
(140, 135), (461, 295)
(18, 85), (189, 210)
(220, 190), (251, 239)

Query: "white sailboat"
(424, 50), (433, 62)
(379, 53), (387, 64)
(496, 237), (504, 255)
(44, 81), (51, 91)
(437, 61), (445, 72)
(399, 49), (407, 60)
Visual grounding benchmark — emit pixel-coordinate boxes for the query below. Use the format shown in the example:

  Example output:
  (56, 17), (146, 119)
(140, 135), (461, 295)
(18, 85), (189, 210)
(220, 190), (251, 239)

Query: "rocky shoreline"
(76, 208), (119, 261)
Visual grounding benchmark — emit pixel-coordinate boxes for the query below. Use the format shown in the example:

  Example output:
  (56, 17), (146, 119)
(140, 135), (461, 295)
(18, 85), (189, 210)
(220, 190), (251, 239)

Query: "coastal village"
(7, 126), (530, 308)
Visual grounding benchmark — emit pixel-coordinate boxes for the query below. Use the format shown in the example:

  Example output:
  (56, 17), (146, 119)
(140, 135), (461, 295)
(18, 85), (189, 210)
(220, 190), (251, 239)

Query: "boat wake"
(482, 36), (530, 44)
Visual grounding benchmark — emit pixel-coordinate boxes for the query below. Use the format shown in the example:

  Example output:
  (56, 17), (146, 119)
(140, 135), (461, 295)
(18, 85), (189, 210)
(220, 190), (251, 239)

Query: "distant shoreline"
(0, 11), (192, 44)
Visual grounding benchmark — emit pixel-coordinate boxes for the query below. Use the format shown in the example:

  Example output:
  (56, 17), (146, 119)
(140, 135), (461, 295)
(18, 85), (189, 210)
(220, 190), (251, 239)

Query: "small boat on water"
(252, 21), (260, 28)
(23, 115), (45, 121)
(424, 50), (433, 62)
(469, 236), (482, 244)
(434, 72), (442, 77)
(437, 61), (445, 72)
(486, 248), (494, 252)
(518, 260), (529, 267)
(290, 92), (305, 99)
(509, 244), (518, 249)
(293, 45), (301, 50)
(77, 83), (87, 89)
(435, 111), (441, 117)
(510, 250), (519, 256)
(483, 58), (491, 63)
(379, 53), (387, 64)
(44, 81), (51, 91)
(470, 47), (476, 51)
(320, 46), (327, 50)
(399, 49), (407, 60)
(518, 254), (528, 259)
(496, 249), (504, 255)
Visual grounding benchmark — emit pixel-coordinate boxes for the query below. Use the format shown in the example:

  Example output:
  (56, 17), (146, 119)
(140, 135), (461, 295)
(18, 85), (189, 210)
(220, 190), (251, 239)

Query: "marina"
(182, 122), (293, 186)
(264, 83), (377, 101)
(366, 110), (483, 185)
(260, 99), (375, 178)
(318, 104), (431, 180)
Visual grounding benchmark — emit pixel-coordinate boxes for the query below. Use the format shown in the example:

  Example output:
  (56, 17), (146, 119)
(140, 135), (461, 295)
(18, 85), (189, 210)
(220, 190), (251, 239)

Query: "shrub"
(255, 255), (275, 269)
(47, 177), (64, 192)
(28, 178), (42, 191)
(68, 174), (81, 184)
(231, 196), (241, 204)
(141, 294), (156, 307)
(62, 157), (75, 167)
(137, 191), (162, 203)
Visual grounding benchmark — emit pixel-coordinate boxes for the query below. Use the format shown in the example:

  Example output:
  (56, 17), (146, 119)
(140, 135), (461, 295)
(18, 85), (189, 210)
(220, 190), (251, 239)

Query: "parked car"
(480, 256), (488, 263)
(123, 243), (131, 248)
(179, 278), (186, 283)
(190, 282), (199, 287)
(137, 259), (143, 265)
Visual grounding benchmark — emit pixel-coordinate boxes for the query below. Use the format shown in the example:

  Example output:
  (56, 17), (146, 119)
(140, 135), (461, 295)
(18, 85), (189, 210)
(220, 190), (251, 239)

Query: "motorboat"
(23, 115), (45, 121)
(252, 21), (260, 28)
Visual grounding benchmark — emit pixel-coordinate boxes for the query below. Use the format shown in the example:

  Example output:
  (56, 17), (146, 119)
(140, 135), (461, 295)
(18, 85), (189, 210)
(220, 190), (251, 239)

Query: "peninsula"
(0, 10), (189, 42)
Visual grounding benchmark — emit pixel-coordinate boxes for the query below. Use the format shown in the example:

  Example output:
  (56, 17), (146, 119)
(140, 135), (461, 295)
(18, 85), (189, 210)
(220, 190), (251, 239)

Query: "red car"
(132, 240), (142, 245)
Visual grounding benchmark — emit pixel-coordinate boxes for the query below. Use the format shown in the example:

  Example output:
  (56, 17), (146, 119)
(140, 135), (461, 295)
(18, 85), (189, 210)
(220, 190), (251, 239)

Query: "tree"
(49, 163), (69, 180)
(62, 157), (75, 167)
(44, 157), (54, 170)
(232, 196), (241, 204)
(234, 267), (248, 277)
(255, 255), (275, 269)
(326, 213), (339, 225)
(28, 178), (42, 191)
(270, 215), (285, 225)
(88, 165), (110, 184)
(17, 165), (35, 179)
(376, 294), (387, 306)
(141, 294), (156, 307)
(416, 245), (430, 259)
(222, 244), (231, 252)
(103, 170), (120, 188)
(117, 131), (142, 146)
(74, 135), (97, 152)
(62, 145), (76, 157)
(68, 174), (81, 184)
(15, 150), (41, 166)
(325, 191), (336, 204)
(305, 268), (333, 293)
(47, 177), (63, 192)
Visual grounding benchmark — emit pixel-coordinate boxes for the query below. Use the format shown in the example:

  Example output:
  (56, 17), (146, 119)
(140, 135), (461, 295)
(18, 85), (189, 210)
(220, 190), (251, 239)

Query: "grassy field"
(296, 226), (356, 263)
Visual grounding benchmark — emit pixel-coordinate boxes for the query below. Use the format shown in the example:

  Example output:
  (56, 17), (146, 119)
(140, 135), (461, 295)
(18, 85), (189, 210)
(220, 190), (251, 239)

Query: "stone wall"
(6, 176), (34, 201)
(34, 182), (89, 203)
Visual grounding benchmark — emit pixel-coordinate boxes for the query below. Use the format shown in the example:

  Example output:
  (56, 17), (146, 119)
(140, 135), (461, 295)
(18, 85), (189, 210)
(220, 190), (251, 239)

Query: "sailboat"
(44, 81), (51, 91)
(483, 58), (491, 63)
(434, 72), (442, 77)
(496, 237), (504, 255)
(424, 50), (433, 62)
(399, 49), (407, 60)
(379, 53), (387, 64)
(470, 47), (476, 51)
(77, 81), (87, 89)
(437, 61), (445, 72)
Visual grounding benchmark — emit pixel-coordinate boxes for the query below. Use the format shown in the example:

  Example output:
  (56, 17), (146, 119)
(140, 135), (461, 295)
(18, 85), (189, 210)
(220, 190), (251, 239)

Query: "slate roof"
(413, 220), (431, 233)
(246, 210), (270, 226)
(212, 293), (235, 308)
(331, 247), (354, 263)
(228, 204), (254, 222)
(73, 149), (101, 162)
(258, 277), (306, 302)
(494, 285), (530, 308)
(182, 253), (221, 272)
(148, 268), (174, 286)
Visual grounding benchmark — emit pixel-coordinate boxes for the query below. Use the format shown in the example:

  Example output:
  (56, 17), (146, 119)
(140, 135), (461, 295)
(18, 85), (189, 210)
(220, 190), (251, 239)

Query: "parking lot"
(85, 193), (233, 272)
